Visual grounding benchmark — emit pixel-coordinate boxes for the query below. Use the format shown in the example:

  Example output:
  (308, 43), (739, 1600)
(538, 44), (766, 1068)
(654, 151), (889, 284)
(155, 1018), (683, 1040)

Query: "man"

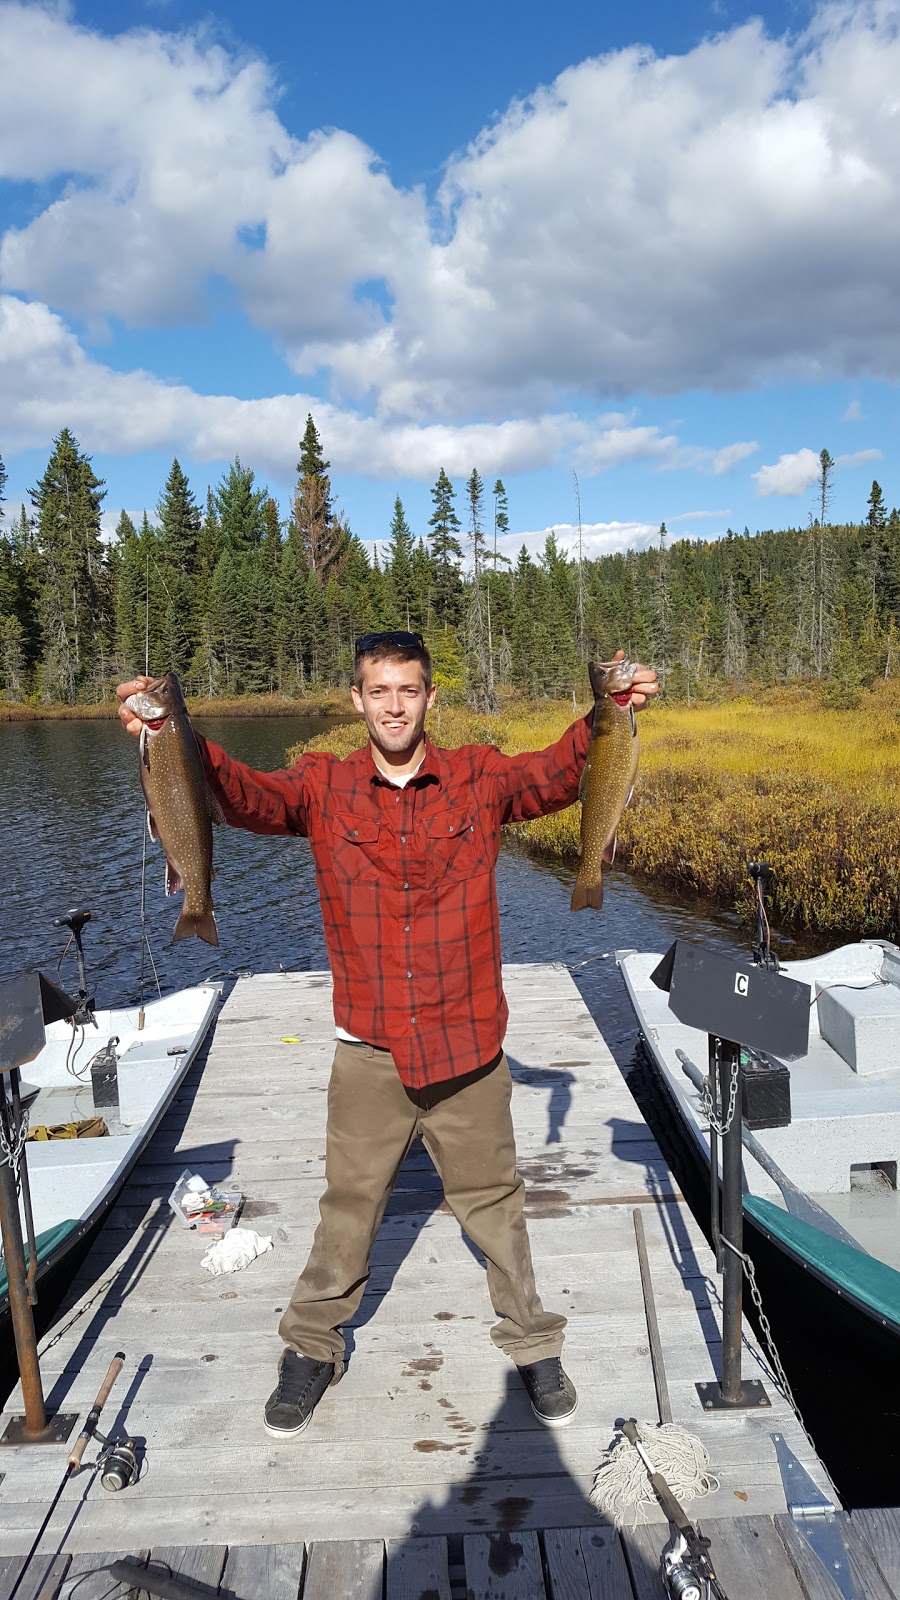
(117, 632), (657, 1438)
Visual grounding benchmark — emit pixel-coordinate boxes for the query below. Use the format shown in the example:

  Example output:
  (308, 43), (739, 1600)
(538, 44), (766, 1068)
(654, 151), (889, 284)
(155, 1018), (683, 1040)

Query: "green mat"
(0, 1219), (81, 1303)
(745, 1194), (900, 1330)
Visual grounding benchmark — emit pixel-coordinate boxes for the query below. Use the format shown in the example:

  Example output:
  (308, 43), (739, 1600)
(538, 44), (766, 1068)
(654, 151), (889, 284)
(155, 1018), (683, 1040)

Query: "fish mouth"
(125, 692), (169, 728)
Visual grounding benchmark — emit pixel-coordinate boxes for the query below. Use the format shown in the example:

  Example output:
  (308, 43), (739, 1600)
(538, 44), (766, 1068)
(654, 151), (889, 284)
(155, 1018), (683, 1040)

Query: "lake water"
(0, 713), (786, 1048)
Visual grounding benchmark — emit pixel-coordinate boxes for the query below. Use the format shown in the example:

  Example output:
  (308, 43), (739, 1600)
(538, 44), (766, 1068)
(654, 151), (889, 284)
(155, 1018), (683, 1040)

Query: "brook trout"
(125, 673), (222, 945)
(570, 659), (639, 912)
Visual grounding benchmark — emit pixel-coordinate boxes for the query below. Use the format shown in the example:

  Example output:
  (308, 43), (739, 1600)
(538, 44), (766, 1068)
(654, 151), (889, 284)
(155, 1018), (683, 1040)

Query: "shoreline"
(0, 691), (354, 722)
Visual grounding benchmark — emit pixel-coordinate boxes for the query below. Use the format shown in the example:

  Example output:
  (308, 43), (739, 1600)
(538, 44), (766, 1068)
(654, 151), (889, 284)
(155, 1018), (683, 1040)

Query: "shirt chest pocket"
(331, 814), (381, 884)
(422, 808), (487, 885)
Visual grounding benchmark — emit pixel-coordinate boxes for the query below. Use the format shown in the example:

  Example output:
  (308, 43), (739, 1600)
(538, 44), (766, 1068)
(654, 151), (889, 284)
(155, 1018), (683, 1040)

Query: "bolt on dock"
(0, 963), (893, 1599)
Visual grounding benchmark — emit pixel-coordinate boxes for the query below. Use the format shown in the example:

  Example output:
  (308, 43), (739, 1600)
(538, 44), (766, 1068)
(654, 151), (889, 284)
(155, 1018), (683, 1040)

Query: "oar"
(676, 1050), (863, 1250)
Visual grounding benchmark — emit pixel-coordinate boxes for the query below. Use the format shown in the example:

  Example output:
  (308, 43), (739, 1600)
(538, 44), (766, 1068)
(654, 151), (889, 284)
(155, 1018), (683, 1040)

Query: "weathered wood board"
(0, 966), (832, 1553)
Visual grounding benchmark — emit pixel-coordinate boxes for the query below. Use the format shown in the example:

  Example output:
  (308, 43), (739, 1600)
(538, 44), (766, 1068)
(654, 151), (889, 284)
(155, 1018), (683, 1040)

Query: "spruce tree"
(157, 459), (201, 573)
(297, 413), (333, 525)
(386, 497), (416, 627)
(428, 469), (463, 626)
(215, 459), (267, 553)
(30, 428), (106, 702)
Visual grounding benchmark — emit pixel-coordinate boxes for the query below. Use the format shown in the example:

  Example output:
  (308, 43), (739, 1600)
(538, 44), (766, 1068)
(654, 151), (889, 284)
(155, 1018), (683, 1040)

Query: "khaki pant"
(279, 1041), (566, 1370)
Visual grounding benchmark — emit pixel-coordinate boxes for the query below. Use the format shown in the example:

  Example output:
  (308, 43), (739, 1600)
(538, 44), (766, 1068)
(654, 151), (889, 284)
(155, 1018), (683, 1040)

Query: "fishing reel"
(96, 1434), (140, 1492)
(660, 1528), (727, 1600)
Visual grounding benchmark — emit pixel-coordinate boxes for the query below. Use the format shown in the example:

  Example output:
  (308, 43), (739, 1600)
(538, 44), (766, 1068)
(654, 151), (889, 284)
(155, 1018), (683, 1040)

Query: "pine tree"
(297, 413), (333, 526)
(428, 469), (463, 627)
(157, 459), (201, 573)
(215, 459), (267, 553)
(491, 479), (510, 564)
(30, 428), (106, 702)
(386, 497), (416, 627)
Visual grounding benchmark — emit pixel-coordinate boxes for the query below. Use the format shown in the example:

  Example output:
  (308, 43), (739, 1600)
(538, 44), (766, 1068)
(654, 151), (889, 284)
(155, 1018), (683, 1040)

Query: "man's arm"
(116, 677), (312, 837)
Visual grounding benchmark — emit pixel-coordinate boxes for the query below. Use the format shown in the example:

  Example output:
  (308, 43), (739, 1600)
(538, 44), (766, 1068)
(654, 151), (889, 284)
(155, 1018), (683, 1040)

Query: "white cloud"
(754, 442), (882, 495)
(843, 398), (863, 421)
(0, 296), (754, 483)
(835, 447), (882, 468)
(753, 448), (822, 497)
(497, 520), (661, 563)
(670, 508), (733, 521)
(5, 4), (900, 419)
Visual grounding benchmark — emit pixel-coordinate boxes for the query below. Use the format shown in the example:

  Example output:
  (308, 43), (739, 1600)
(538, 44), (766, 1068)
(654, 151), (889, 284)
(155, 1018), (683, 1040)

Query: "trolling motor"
(622, 1423), (728, 1600)
(748, 862), (779, 971)
(53, 907), (97, 1027)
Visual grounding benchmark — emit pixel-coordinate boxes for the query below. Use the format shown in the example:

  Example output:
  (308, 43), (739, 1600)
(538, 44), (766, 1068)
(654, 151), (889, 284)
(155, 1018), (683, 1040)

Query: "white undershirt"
(335, 750), (426, 1043)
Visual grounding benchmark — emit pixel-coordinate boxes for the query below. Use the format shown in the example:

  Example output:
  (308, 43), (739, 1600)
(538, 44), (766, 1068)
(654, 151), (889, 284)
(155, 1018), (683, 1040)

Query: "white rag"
(201, 1228), (273, 1275)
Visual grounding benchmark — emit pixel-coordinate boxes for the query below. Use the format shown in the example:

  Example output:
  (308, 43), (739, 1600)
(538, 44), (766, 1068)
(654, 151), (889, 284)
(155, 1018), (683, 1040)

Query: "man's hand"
(115, 677), (154, 737)
(609, 649), (659, 711)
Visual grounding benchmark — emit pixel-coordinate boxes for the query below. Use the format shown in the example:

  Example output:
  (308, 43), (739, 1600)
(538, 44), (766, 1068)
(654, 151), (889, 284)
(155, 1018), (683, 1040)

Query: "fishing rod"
(621, 1421), (728, 1600)
(9, 1354), (132, 1600)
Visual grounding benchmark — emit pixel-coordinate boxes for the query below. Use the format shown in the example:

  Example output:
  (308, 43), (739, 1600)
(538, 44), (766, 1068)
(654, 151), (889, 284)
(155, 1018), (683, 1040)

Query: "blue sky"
(1, 0), (898, 561)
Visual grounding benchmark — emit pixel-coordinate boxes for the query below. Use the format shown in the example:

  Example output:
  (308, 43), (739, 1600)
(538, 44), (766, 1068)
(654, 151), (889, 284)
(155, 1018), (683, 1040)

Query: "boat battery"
(740, 1049), (791, 1129)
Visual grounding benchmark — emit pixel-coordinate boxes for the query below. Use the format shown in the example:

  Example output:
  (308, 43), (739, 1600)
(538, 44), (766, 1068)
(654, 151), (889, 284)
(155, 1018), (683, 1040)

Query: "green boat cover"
(0, 1219), (81, 1303)
(745, 1194), (900, 1330)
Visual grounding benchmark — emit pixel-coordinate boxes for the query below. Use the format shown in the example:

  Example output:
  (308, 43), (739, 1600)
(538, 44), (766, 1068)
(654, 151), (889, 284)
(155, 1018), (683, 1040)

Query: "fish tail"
(570, 879), (604, 912)
(173, 906), (219, 946)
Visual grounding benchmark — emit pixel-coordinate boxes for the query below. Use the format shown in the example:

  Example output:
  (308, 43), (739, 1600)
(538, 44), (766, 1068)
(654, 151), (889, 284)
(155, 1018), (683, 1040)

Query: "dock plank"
(620, 1525), (668, 1600)
(303, 1539), (382, 1600)
(464, 1531), (546, 1599)
(144, 1545), (227, 1594)
(851, 1509), (900, 1599)
(60, 1551), (148, 1598)
(544, 1526), (634, 1600)
(0, 1553), (70, 1600)
(221, 1543), (304, 1600)
(703, 1517), (805, 1600)
(385, 1536), (452, 1600)
(775, 1511), (895, 1600)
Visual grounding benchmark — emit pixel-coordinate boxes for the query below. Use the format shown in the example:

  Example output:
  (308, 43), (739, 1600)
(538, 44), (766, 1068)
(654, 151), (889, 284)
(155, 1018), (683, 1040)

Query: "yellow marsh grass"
(292, 686), (900, 937)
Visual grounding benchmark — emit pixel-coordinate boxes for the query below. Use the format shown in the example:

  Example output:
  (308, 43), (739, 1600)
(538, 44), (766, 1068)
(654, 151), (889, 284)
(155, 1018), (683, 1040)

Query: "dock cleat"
(517, 1356), (578, 1428)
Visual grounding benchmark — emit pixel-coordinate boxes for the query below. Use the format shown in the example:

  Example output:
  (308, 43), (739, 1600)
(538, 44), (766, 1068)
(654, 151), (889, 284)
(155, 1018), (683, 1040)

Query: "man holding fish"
(117, 636), (657, 1437)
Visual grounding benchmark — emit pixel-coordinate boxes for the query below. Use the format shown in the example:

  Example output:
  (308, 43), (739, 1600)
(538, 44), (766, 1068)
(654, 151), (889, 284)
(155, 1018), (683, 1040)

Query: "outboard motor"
(53, 907), (97, 1027)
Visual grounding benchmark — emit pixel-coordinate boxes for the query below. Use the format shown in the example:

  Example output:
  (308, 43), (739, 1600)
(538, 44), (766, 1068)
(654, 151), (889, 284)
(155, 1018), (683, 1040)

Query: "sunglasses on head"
(354, 631), (425, 655)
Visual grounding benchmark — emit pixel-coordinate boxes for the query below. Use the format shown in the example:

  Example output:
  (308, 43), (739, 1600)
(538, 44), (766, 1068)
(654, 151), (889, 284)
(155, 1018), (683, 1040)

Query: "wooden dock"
(2, 1507), (900, 1599)
(0, 963), (840, 1562)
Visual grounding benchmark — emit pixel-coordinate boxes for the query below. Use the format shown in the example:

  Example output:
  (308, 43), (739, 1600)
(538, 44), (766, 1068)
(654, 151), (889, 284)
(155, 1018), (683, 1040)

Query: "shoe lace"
(531, 1358), (564, 1395)
(275, 1356), (317, 1405)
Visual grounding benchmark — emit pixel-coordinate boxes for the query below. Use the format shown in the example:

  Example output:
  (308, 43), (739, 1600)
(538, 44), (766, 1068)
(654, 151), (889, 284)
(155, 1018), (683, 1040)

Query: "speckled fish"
(571, 659), (639, 912)
(125, 672), (222, 945)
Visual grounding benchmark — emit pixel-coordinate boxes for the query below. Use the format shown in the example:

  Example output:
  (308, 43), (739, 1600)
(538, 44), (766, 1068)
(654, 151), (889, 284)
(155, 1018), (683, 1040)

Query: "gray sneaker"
(264, 1351), (335, 1437)
(518, 1357), (578, 1428)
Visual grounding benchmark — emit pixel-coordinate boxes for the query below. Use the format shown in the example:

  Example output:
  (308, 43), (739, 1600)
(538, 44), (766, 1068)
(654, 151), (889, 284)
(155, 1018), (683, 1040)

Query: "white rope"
(590, 1421), (718, 1527)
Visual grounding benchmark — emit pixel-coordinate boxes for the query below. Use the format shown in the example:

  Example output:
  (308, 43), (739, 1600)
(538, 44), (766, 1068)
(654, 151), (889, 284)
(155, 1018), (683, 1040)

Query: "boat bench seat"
(816, 982), (900, 1076)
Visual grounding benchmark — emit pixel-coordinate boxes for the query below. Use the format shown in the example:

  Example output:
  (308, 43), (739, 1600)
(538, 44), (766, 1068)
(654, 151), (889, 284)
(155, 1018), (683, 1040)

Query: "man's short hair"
(353, 630), (432, 691)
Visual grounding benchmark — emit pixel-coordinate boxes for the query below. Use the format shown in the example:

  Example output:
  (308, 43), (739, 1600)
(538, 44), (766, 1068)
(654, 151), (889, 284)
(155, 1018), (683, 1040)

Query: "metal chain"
(720, 1236), (818, 1456)
(702, 1056), (739, 1137)
(0, 1097), (29, 1195)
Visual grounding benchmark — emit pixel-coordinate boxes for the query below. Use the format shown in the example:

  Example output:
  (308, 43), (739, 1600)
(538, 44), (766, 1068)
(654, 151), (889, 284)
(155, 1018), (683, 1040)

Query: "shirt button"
(411, 1016), (417, 1025)
(407, 970), (413, 978)
(404, 924), (410, 932)
(403, 882), (409, 890)
(401, 835), (406, 844)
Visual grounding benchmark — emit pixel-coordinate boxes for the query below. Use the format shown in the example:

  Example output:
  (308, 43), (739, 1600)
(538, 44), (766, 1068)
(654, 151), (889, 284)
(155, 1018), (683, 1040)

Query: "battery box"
(740, 1050), (791, 1129)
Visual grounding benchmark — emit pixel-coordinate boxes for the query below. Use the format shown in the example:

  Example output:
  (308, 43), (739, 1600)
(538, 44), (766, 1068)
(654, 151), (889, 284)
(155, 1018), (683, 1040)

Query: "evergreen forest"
(1, 420), (898, 708)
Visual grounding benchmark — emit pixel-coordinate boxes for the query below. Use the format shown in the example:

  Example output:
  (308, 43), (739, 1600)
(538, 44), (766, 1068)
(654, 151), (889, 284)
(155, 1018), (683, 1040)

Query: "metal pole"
(708, 1035), (723, 1273)
(718, 1038), (744, 1403)
(0, 1105), (47, 1437)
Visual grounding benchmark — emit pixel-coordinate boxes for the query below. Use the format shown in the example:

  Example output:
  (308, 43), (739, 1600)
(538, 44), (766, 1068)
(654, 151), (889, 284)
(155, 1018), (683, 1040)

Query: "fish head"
(588, 659), (637, 701)
(124, 672), (187, 731)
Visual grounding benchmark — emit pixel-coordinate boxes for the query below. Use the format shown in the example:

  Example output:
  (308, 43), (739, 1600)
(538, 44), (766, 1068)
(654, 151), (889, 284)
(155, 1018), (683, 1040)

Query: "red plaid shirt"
(198, 715), (592, 1089)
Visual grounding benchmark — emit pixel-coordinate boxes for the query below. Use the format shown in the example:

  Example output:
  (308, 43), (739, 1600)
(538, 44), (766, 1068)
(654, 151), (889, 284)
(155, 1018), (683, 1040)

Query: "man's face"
(351, 656), (436, 759)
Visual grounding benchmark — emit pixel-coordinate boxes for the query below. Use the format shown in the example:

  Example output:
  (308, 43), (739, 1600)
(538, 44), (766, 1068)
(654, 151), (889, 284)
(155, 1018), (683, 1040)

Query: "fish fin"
(140, 726), (150, 771)
(207, 788), (225, 826)
(570, 880), (604, 912)
(146, 808), (158, 842)
(578, 758), (591, 800)
(165, 859), (183, 897)
(602, 830), (618, 865)
(173, 907), (218, 946)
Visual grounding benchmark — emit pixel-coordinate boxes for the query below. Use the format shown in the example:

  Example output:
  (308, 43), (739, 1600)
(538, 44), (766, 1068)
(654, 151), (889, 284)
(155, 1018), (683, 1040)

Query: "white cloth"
(201, 1228), (273, 1275)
